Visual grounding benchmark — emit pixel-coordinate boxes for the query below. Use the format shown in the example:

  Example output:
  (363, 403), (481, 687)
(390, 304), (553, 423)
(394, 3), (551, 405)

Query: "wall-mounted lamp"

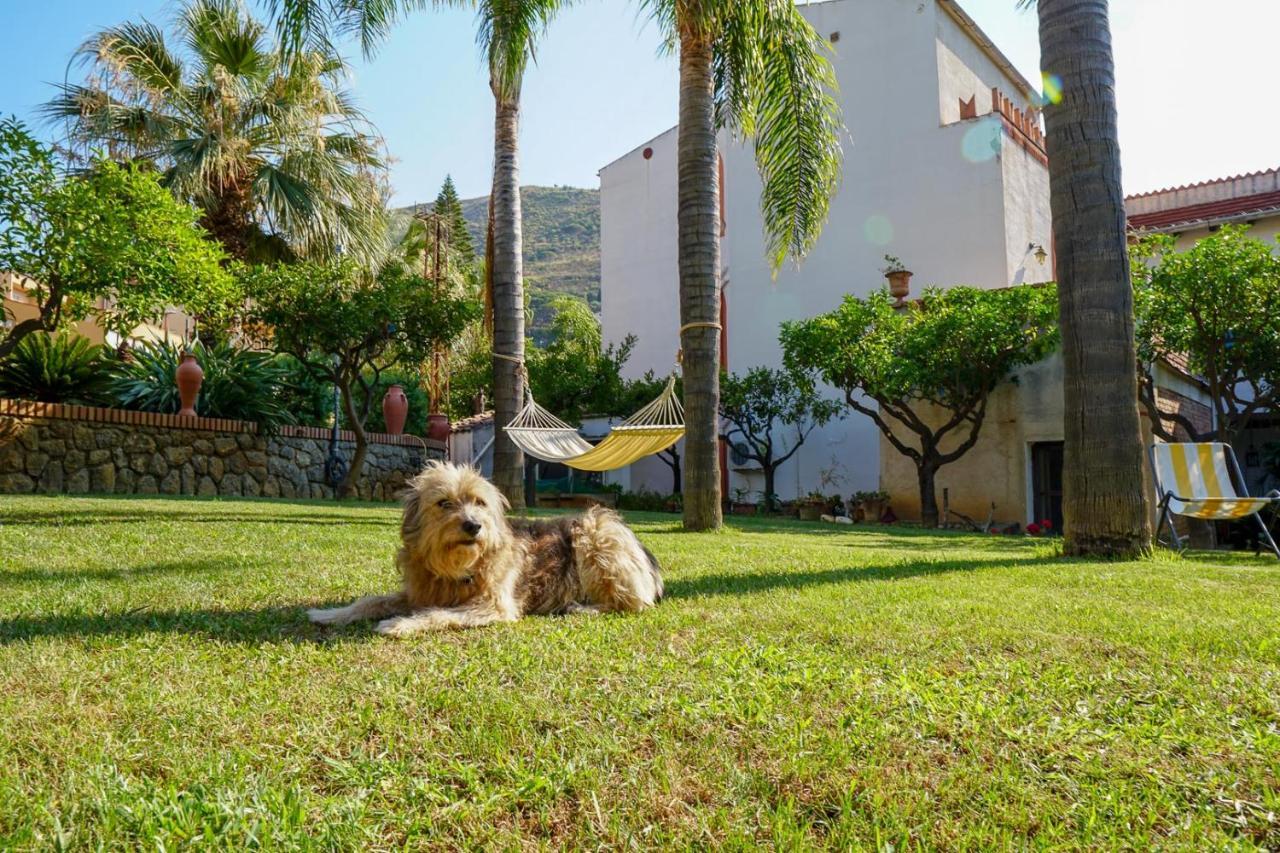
(1028, 243), (1048, 266)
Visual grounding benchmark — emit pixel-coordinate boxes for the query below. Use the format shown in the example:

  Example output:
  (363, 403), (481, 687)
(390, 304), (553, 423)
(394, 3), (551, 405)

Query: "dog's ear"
(478, 476), (509, 513)
(400, 483), (425, 541)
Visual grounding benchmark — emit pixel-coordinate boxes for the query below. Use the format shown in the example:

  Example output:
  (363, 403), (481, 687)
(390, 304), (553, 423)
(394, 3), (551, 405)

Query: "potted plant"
(882, 255), (913, 304)
(853, 489), (890, 523)
(798, 490), (827, 521)
(730, 487), (758, 516)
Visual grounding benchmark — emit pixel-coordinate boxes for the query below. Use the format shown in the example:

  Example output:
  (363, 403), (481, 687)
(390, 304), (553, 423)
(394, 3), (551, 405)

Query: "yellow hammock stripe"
(504, 374), (684, 471)
(548, 427), (684, 472)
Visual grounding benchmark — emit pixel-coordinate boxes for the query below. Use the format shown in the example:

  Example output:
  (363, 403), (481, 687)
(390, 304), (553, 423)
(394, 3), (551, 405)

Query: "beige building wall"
(879, 352), (1063, 526)
(3, 271), (192, 348)
(3, 273), (107, 345)
(1163, 213), (1280, 252)
(878, 352), (1192, 527)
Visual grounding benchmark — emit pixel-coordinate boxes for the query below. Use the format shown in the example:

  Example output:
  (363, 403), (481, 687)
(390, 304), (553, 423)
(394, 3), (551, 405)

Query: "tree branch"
(849, 393), (920, 463)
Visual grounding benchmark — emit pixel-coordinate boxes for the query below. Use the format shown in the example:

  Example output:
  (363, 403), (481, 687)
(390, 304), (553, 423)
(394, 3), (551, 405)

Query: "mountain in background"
(404, 186), (599, 343)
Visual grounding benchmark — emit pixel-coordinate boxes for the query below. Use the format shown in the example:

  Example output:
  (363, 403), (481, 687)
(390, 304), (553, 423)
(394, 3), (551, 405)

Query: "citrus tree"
(526, 296), (635, 425)
(243, 259), (478, 498)
(719, 366), (843, 503)
(1133, 225), (1280, 444)
(0, 117), (233, 359)
(781, 285), (1059, 528)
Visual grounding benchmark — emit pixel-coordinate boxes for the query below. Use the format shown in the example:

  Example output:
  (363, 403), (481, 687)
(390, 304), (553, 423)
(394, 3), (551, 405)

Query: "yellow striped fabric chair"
(1150, 442), (1280, 557)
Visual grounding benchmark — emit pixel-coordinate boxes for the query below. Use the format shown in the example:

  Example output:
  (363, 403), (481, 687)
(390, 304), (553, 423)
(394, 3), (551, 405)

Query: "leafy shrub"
(618, 488), (680, 513)
(111, 340), (295, 430)
(274, 356), (334, 429)
(0, 332), (114, 404)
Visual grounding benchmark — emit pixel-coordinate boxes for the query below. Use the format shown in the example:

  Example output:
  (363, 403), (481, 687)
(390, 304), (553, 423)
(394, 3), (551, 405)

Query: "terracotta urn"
(427, 413), (451, 443)
(175, 352), (203, 417)
(886, 270), (913, 302)
(382, 384), (409, 435)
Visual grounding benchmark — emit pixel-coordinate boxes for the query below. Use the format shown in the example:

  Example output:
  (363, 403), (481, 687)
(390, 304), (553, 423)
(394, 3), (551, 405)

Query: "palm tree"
(1021, 0), (1151, 556)
(639, 0), (843, 530)
(44, 0), (386, 264)
(270, 0), (564, 509)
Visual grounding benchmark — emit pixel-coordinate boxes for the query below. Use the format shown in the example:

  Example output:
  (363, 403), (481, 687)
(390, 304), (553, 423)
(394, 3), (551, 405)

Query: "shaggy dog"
(307, 462), (664, 636)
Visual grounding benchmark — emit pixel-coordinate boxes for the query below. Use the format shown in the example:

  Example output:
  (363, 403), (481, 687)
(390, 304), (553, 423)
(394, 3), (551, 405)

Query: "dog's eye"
(437, 499), (455, 510)
(474, 498), (487, 509)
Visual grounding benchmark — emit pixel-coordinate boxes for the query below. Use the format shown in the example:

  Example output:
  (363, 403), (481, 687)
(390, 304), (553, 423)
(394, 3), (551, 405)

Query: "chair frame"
(1149, 442), (1280, 559)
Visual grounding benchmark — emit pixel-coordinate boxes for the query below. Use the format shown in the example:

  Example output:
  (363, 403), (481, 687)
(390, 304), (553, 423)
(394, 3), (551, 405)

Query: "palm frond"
(180, 0), (274, 82)
(83, 20), (186, 98)
(47, 0), (390, 264)
(479, 0), (568, 99)
(719, 0), (843, 271)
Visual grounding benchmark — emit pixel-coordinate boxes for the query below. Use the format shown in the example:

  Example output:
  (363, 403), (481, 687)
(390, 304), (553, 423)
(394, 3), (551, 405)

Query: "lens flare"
(863, 214), (894, 245)
(1040, 72), (1064, 105)
(961, 116), (1001, 163)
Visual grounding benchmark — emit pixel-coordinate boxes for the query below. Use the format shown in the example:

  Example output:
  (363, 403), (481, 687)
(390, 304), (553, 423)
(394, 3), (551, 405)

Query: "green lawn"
(2, 495), (1279, 849)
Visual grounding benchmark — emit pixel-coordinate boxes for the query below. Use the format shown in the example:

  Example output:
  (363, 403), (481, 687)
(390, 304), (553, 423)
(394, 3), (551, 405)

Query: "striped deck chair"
(1149, 442), (1280, 558)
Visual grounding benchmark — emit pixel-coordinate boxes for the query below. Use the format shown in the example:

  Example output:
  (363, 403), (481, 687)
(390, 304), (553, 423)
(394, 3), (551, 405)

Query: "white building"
(599, 0), (1053, 500)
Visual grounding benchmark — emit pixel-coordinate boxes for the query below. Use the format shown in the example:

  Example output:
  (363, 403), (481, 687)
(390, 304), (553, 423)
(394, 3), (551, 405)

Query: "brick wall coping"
(0, 398), (446, 451)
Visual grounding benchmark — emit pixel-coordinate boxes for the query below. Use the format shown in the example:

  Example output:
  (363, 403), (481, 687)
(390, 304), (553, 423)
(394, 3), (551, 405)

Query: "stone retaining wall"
(0, 400), (445, 501)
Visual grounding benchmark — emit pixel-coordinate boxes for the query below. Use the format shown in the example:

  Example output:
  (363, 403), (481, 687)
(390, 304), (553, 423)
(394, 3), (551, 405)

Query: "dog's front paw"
(375, 615), (420, 637)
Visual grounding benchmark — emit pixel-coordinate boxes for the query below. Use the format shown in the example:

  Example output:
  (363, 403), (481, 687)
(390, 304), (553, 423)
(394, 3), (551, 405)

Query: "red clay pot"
(886, 270), (913, 303)
(175, 352), (203, 417)
(382, 384), (409, 435)
(426, 412), (451, 443)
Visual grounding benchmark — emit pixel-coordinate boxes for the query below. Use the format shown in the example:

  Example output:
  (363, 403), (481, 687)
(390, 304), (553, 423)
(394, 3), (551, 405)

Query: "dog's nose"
(461, 519), (482, 537)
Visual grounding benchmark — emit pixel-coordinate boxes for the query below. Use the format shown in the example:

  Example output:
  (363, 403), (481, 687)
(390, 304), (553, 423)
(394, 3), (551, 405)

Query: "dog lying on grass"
(308, 462), (664, 636)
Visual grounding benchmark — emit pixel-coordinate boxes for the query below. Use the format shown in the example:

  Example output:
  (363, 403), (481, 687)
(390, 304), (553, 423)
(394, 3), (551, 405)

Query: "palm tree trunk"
(676, 31), (723, 531)
(1037, 0), (1150, 556)
(489, 89), (526, 509)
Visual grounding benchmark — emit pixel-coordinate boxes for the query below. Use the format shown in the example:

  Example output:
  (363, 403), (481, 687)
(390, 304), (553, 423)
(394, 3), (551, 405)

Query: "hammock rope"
(496, 321), (716, 472)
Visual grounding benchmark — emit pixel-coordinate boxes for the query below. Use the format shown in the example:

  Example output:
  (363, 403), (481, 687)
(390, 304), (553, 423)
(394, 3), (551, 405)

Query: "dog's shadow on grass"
(0, 603), (331, 646)
(2, 558), (239, 585)
(0, 554), (1048, 646)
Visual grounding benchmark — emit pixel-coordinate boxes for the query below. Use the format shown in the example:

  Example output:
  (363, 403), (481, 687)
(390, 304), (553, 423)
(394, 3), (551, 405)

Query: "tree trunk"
(676, 31), (723, 531)
(763, 465), (776, 506)
(917, 462), (939, 529)
(336, 379), (368, 500)
(200, 177), (255, 262)
(665, 448), (682, 494)
(489, 88), (526, 509)
(1038, 0), (1151, 557)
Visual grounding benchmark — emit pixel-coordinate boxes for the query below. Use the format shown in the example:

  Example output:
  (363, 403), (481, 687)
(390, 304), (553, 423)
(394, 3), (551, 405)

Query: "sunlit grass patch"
(1, 494), (1278, 848)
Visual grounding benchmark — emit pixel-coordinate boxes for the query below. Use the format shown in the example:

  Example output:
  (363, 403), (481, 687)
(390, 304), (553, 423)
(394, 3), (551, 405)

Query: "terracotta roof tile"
(451, 411), (494, 433)
(1128, 189), (1280, 231)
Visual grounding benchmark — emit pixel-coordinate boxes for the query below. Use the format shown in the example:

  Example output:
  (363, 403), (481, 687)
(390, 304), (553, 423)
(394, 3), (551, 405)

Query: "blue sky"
(3, 1), (1277, 204)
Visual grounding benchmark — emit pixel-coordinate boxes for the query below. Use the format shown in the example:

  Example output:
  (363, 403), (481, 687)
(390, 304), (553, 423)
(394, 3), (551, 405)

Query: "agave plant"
(0, 333), (115, 405)
(111, 340), (297, 431)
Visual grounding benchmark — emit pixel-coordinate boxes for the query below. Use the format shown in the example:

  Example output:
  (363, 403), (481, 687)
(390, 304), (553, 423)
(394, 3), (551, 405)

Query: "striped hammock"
(505, 373), (684, 472)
